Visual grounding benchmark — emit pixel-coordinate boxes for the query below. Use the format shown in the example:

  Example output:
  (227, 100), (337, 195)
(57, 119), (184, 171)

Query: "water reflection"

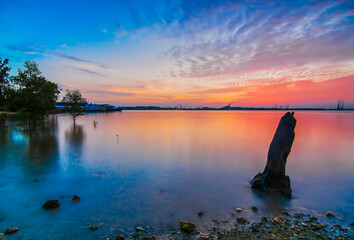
(65, 124), (85, 148)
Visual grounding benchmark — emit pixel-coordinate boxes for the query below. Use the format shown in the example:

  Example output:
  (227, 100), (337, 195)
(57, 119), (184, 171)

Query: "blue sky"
(1, 0), (353, 107)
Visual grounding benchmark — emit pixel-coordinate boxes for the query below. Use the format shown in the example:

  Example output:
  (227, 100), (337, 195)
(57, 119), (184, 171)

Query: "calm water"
(0, 111), (353, 239)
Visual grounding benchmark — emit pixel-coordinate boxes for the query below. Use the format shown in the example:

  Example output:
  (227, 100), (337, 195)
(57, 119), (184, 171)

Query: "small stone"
(325, 211), (335, 217)
(261, 217), (269, 224)
(310, 223), (325, 230)
(252, 206), (258, 212)
(348, 222), (354, 227)
(237, 217), (247, 224)
(72, 195), (80, 202)
(293, 213), (304, 219)
(235, 208), (242, 212)
(0, 233), (3, 238)
(135, 226), (144, 232)
(309, 217), (317, 222)
(115, 236), (125, 240)
(280, 210), (290, 216)
(89, 225), (98, 231)
(42, 200), (60, 209)
(4, 227), (19, 234)
(198, 211), (203, 216)
(201, 233), (209, 239)
(180, 220), (196, 233)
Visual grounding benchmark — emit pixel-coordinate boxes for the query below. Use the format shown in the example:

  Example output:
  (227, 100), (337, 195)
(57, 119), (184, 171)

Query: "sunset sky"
(1, 0), (353, 108)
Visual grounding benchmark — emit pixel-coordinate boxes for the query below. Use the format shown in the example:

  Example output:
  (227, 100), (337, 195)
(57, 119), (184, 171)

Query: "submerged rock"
(325, 211), (335, 217)
(180, 220), (196, 233)
(114, 236), (125, 240)
(42, 200), (60, 209)
(237, 217), (247, 224)
(72, 195), (81, 202)
(251, 206), (258, 212)
(135, 226), (144, 232)
(4, 227), (19, 234)
(89, 225), (98, 231)
(198, 211), (203, 216)
(310, 223), (325, 230)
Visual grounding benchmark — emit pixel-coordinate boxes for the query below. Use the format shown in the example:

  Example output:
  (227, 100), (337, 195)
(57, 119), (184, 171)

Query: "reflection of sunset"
(77, 111), (354, 174)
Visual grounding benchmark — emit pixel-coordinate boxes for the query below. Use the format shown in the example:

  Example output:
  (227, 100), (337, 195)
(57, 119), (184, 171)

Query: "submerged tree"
(0, 58), (11, 107)
(8, 60), (60, 126)
(62, 89), (86, 125)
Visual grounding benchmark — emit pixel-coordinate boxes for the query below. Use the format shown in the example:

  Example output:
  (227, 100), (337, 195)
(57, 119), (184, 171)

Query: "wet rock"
(293, 213), (304, 219)
(72, 195), (80, 202)
(180, 220), (196, 233)
(136, 226), (145, 232)
(198, 211), (203, 217)
(251, 206), (258, 212)
(89, 225), (98, 231)
(325, 211), (335, 217)
(42, 200), (60, 209)
(0, 233), (3, 238)
(237, 217), (247, 224)
(280, 210), (290, 216)
(4, 227), (19, 234)
(201, 233), (209, 239)
(309, 217), (317, 222)
(261, 217), (269, 224)
(310, 223), (325, 230)
(115, 236), (125, 240)
(235, 208), (242, 212)
(250, 223), (260, 232)
(348, 222), (354, 227)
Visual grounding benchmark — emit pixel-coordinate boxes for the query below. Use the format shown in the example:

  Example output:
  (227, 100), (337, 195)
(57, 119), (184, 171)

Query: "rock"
(310, 223), (325, 230)
(251, 206), (258, 212)
(250, 223), (260, 232)
(235, 208), (242, 212)
(251, 112), (296, 197)
(60, 195), (65, 199)
(261, 217), (269, 224)
(4, 227), (19, 234)
(42, 200), (60, 209)
(198, 211), (203, 216)
(0, 233), (3, 238)
(325, 211), (335, 217)
(309, 217), (317, 222)
(180, 220), (196, 233)
(281, 210), (290, 216)
(72, 195), (80, 202)
(136, 226), (144, 232)
(237, 217), (247, 224)
(171, 230), (177, 235)
(293, 213), (304, 219)
(348, 222), (354, 227)
(115, 236), (125, 240)
(89, 225), (98, 231)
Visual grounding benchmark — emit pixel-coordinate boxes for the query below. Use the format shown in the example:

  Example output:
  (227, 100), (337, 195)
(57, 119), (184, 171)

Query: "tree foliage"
(7, 60), (60, 124)
(62, 89), (86, 124)
(0, 58), (11, 107)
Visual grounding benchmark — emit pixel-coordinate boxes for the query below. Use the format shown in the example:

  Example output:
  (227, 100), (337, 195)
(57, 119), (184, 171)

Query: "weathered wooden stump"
(251, 112), (296, 197)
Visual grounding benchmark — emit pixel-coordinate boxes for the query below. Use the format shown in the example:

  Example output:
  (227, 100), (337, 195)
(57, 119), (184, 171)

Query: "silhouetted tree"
(0, 58), (11, 107)
(8, 60), (60, 126)
(62, 89), (86, 125)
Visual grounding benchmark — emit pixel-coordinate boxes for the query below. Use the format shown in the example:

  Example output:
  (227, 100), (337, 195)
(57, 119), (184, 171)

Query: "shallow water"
(0, 110), (353, 239)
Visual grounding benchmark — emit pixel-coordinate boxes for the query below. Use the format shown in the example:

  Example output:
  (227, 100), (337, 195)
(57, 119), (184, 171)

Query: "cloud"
(85, 89), (135, 97)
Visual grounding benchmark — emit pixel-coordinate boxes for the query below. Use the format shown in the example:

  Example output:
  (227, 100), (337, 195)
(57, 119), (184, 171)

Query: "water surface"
(0, 111), (353, 239)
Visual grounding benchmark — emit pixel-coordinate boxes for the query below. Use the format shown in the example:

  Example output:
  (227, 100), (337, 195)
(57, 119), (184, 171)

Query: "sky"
(1, 0), (353, 108)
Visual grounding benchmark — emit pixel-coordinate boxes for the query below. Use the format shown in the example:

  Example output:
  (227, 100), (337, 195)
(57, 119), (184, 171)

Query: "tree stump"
(251, 112), (296, 197)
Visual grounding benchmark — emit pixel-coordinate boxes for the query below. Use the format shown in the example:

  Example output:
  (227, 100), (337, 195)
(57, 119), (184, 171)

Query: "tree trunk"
(251, 112), (296, 197)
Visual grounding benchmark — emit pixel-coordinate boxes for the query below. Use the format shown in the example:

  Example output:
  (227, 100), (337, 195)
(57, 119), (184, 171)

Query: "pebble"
(136, 226), (144, 232)
(4, 227), (19, 234)
(237, 217), (247, 224)
(42, 200), (60, 209)
(0, 233), (3, 238)
(198, 211), (203, 216)
(251, 206), (258, 212)
(235, 208), (242, 212)
(310, 223), (325, 230)
(180, 220), (196, 233)
(72, 195), (80, 202)
(89, 225), (98, 231)
(325, 211), (335, 217)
